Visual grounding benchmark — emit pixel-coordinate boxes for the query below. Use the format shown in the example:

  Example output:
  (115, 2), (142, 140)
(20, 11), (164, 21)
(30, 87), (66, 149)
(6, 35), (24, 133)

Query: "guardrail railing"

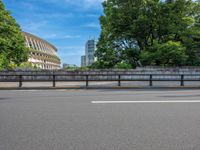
(0, 74), (200, 88)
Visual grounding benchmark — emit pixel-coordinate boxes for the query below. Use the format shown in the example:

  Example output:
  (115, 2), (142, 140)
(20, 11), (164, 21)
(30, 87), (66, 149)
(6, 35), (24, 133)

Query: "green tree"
(0, 1), (28, 69)
(140, 41), (188, 66)
(95, 0), (200, 68)
(95, 0), (146, 68)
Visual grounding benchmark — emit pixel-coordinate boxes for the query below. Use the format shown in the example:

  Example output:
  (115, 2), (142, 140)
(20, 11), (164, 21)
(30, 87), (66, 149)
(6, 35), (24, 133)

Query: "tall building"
(23, 32), (61, 69)
(81, 39), (96, 67)
(81, 55), (86, 67)
(85, 39), (96, 66)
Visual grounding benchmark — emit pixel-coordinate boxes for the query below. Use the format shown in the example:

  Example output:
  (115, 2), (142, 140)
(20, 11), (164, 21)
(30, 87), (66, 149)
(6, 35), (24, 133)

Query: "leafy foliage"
(0, 1), (28, 69)
(140, 41), (188, 66)
(18, 62), (38, 70)
(114, 62), (133, 69)
(94, 0), (200, 68)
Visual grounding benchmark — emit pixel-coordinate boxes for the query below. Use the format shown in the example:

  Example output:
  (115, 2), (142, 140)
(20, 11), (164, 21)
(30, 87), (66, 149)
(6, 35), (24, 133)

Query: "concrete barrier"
(0, 68), (200, 88)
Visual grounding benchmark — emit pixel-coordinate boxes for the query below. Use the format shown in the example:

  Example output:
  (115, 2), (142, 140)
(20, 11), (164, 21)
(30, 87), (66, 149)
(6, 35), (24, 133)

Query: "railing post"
(86, 75), (89, 87)
(181, 75), (184, 86)
(149, 75), (153, 86)
(118, 75), (121, 86)
(19, 75), (22, 88)
(53, 75), (56, 87)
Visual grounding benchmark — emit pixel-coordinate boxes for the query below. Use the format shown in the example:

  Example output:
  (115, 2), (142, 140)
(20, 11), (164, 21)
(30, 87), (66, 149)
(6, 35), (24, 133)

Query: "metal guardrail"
(0, 74), (200, 88)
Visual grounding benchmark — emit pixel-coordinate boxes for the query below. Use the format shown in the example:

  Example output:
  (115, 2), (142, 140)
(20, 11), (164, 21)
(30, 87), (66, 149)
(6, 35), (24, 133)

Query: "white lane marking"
(11, 90), (68, 92)
(11, 90), (40, 92)
(91, 100), (200, 104)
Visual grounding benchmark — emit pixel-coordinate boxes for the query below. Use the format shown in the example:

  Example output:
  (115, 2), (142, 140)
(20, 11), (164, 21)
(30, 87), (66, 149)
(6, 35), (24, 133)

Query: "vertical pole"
(149, 75), (153, 87)
(118, 75), (121, 86)
(181, 75), (184, 86)
(19, 75), (22, 88)
(86, 75), (89, 87)
(53, 75), (56, 87)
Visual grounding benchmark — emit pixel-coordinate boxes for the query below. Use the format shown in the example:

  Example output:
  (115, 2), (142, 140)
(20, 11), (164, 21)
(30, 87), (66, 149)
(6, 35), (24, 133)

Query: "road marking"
(91, 100), (200, 104)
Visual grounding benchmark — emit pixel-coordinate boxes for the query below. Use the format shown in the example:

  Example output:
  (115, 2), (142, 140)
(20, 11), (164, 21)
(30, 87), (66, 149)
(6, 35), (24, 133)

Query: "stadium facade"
(22, 32), (61, 69)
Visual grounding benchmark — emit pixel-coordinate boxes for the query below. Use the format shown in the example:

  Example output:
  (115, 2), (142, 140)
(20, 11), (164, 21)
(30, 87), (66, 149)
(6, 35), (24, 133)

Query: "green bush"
(114, 62), (132, 69)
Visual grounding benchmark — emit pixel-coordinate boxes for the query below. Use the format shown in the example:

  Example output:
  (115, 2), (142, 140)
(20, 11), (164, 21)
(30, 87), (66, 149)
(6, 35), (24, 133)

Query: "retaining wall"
(1, 68), (200, 81)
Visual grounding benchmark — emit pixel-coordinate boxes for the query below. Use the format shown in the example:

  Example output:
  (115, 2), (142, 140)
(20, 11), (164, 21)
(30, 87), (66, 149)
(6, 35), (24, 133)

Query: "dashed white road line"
(91, 100), (200, 104)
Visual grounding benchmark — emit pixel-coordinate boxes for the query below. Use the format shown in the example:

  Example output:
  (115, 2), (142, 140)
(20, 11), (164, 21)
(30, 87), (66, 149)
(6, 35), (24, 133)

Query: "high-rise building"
(85, 39), (96, 66)
(81, 55), (86, 67)
(81, 39), (96, 67)
(85, 40), (96, 66)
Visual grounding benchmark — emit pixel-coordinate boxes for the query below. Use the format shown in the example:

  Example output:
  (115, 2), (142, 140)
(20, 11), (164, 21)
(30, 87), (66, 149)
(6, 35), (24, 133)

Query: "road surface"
(0, 89), (200, 150)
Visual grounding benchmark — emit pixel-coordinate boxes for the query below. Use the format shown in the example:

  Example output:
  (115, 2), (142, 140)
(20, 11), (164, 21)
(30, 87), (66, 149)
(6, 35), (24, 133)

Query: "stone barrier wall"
(0, 68), (200, 81)
(1, 67), (200, 75)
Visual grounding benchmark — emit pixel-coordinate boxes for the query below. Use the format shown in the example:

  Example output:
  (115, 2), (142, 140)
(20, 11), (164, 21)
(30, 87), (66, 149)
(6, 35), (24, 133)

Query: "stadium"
(22, 32), (61, 69)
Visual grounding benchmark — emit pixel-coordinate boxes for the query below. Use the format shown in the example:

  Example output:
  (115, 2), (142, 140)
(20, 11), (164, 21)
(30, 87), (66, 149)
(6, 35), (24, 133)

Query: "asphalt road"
(1, 89), (200, 150)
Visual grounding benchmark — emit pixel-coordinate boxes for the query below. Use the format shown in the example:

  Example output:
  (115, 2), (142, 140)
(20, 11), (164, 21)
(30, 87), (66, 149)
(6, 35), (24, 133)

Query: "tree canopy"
(0, 1), (28, 69)
(94, 0), (200, 69)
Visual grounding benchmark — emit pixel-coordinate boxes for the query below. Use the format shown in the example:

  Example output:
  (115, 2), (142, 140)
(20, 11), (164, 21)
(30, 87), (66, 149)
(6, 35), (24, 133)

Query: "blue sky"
(3, 0), (104, 66)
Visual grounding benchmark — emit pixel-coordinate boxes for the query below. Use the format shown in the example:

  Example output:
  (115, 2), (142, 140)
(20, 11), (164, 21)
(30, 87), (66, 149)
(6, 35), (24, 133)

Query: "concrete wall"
(1, 68), (200, 81)
(1, 67), (200, 75)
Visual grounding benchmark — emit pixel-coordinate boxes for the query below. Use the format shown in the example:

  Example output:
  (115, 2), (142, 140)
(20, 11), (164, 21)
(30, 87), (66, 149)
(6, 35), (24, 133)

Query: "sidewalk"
(0, 81), (200, 90)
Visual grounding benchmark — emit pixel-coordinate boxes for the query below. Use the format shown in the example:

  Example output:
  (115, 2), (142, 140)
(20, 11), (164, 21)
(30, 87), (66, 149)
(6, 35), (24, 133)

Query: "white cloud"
(46, 0), (105, 9)
(57, 46), (84, 49)
(58, 46), (85, 56)
(83, 23), (100, 28)
(20, 1), (38, 11)
(63, 35), (81, 39)
(86, 14), (100, 18)
(22, 21), (47, 33)
(35, 33), (81, 40)
(33, 13), (74, 19)
(82, 0), (104, 8)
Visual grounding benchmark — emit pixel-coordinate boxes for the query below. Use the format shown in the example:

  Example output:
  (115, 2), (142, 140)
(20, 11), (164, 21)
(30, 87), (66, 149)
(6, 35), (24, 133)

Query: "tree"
(94, 0), (145, 69)
(140, 41), (188, 66)
(95, 0), (200, 68)
(0, 1), (28, 69)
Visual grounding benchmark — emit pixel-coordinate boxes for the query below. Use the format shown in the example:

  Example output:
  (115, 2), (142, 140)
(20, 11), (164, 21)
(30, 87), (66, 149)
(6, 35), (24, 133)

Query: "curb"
(0, 86), (200, 90)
